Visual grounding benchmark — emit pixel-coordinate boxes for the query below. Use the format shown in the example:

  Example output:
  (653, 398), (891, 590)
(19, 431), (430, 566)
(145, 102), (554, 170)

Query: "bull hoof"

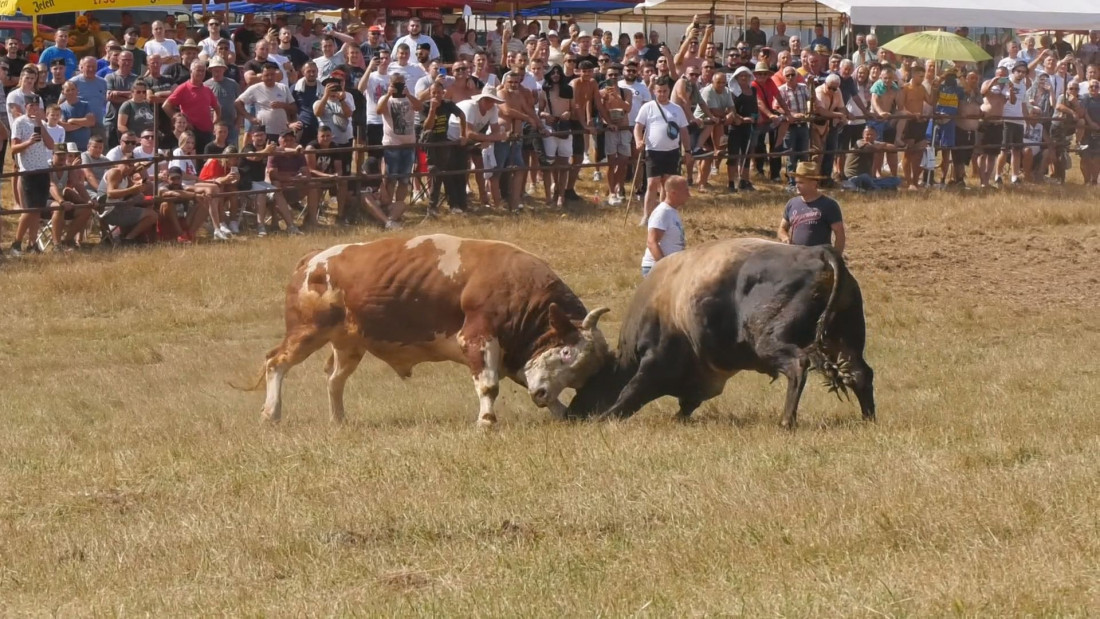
(476, 415), (497, 430)
(261, 410), (281, 424)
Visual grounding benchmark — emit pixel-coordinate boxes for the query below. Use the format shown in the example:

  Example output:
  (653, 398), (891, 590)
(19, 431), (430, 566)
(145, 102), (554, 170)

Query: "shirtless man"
(497, 71), (543, 210)
(445, 61), (479, 102)
(869, 63), (901, 177)
(979, 65), (1015, 188)
(897, 63), (933, 189)
(674, 20), (712, 74)
(954, 71), (983, 185)
(599, 68), (632, 203)
(567, 60), (600, 200)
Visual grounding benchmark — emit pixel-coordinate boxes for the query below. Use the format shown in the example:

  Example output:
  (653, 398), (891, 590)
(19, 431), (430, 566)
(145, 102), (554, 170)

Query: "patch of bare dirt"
(852, 225), (1100, 310)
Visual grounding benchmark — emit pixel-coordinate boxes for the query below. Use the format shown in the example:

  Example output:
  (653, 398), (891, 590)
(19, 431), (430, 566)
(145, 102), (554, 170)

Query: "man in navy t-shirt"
(778, 161), (846, 252)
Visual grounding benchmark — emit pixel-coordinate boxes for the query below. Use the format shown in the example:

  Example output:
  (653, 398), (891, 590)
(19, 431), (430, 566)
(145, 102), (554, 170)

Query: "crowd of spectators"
(0, 11), (1097, 255)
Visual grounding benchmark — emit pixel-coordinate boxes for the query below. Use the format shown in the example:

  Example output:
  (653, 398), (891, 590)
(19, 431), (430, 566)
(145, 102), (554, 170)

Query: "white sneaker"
(607, 194), (622, 206)
(228, 220), (240, 235)
(213, 228), (230, 241)
(218, 223), (233, 236)
(256, 224), (267, 237)
(385, 219), (403, 230)
(288, 226), (304, 236)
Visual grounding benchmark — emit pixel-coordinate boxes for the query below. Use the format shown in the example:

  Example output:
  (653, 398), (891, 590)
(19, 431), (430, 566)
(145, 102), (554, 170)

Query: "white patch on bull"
(405, 234), (464, 280)
(473, 337), (503, 426)
(300, 243), (366, 294)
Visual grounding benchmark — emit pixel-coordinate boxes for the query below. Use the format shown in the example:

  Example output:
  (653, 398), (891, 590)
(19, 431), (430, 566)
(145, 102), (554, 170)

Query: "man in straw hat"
(778, 161), (846, 253)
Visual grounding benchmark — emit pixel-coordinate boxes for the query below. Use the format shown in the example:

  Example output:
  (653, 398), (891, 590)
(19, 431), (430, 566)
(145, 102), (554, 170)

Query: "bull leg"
(603, 352), (666, 420)
(467, 337), (503, 428)
(675, 397), (702, 422)
(780, 356), (810, 430)
(327, 346), (365, 424)
(262, 331), (329, 423)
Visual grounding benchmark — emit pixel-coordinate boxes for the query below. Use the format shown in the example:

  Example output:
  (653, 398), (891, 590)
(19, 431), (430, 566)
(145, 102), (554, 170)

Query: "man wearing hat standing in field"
(778, 161), (846, 253)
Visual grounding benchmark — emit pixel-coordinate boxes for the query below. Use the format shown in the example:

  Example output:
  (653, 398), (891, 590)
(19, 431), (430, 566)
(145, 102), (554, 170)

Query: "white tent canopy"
(817, 0), (1100, 29)
(610, 0), (842, 23)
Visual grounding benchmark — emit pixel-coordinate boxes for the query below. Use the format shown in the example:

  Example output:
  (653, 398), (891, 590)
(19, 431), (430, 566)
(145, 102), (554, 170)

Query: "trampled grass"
(1, 181), (1098, 615)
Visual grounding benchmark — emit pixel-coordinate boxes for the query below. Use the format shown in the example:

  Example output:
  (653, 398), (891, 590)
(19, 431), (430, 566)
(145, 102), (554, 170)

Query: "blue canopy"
(188, 2), (335, 14)
(489, 0), (635, 16)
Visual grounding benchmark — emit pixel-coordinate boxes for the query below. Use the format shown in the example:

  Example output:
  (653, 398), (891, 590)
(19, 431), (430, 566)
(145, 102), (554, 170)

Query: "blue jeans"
(845, 173), (902, 191)
(784, 124), (810, 183)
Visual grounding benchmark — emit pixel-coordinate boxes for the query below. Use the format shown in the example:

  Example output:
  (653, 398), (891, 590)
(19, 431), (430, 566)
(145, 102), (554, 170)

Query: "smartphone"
(393, 82), (406, 96)
(231, 166), (239, 175)
(998, 77), (1009, 84)
(439, 67), (447, 77)
(33, 126), (41, 136)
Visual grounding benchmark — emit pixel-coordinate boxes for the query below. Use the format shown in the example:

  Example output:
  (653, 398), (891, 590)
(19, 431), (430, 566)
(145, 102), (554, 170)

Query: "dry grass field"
(1, 179), (1099, 615)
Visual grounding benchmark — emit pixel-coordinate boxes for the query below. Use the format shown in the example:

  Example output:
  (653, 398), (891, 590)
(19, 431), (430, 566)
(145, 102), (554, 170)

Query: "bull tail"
(809, 248), (851, 400)
(814, 247), (842, 350)
(228, 345), (282, 392)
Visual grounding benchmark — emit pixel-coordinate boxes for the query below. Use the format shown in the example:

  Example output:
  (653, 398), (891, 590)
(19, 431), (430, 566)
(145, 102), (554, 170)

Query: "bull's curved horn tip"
(582, 307), (611, 330)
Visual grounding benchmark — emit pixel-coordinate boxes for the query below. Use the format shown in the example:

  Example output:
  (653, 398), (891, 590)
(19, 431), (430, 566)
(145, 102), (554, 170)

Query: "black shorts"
(645, 148), (681, 177)
(881, 122), (897, 143)
(955, 129), (976, 166)
(335, 141), (353, 174)
(570, 120), (585, 157)
(980, 122), (1003, 151)
(727, 125), (753, 158)
(903, 118), (927, 142)
(20, 171), (50, 213)
(1002, 122), (1024, 151)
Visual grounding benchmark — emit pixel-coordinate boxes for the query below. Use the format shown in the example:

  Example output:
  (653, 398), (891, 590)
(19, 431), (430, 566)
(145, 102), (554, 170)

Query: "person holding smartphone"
(9, 94), (60, 256)
(978, 65), (1016, 188)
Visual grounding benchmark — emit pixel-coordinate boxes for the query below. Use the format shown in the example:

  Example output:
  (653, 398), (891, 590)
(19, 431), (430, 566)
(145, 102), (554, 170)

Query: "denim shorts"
(383, 147), (415, 180)
(493, 140), (524, 169)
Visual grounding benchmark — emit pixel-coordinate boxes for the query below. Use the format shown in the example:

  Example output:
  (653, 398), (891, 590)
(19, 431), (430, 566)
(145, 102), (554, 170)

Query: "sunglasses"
(141, 134), (154, 139)
(123, 140), (139, 145)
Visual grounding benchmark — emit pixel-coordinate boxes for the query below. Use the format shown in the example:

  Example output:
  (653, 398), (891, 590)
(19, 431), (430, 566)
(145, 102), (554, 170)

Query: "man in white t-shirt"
(236, 61), (297, 139)
(387, 44), (427, 90)
(144, 21), (181, 76)
(9, 94), (61, 255)
(634, 75), (690, 225)
(393, 18), (439, 61)
(449, 92), (506, 206)
(641, 175), (689, 276)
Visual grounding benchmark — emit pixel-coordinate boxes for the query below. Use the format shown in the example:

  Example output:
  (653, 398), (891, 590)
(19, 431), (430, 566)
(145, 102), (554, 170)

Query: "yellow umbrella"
(880, 30), (991, 62)
(0, 0), (173, 16)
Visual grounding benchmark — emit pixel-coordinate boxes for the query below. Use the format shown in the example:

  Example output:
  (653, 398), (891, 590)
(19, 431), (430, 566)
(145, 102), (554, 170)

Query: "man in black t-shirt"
(778, 161), (846, 252)
(239, 126), (299, 236)
(420, 79), (467, 214)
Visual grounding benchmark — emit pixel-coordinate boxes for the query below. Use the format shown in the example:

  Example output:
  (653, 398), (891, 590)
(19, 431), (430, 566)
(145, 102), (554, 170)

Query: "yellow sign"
(0, 0), (167, 17)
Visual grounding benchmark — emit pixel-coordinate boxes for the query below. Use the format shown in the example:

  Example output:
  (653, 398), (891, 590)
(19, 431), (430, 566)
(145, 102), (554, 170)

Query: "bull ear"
(548, 303), (577, 336)
(581, 307), (610, 331)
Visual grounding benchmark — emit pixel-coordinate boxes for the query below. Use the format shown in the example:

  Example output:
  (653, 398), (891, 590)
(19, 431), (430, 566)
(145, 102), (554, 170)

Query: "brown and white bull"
(238, 234), (611, 426)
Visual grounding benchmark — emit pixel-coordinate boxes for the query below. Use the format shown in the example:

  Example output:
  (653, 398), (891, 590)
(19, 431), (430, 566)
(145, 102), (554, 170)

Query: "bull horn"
(582, 307), (611, 330)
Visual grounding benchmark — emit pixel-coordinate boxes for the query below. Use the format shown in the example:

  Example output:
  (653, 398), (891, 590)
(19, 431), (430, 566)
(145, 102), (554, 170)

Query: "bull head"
(523, 303), (611, 415)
